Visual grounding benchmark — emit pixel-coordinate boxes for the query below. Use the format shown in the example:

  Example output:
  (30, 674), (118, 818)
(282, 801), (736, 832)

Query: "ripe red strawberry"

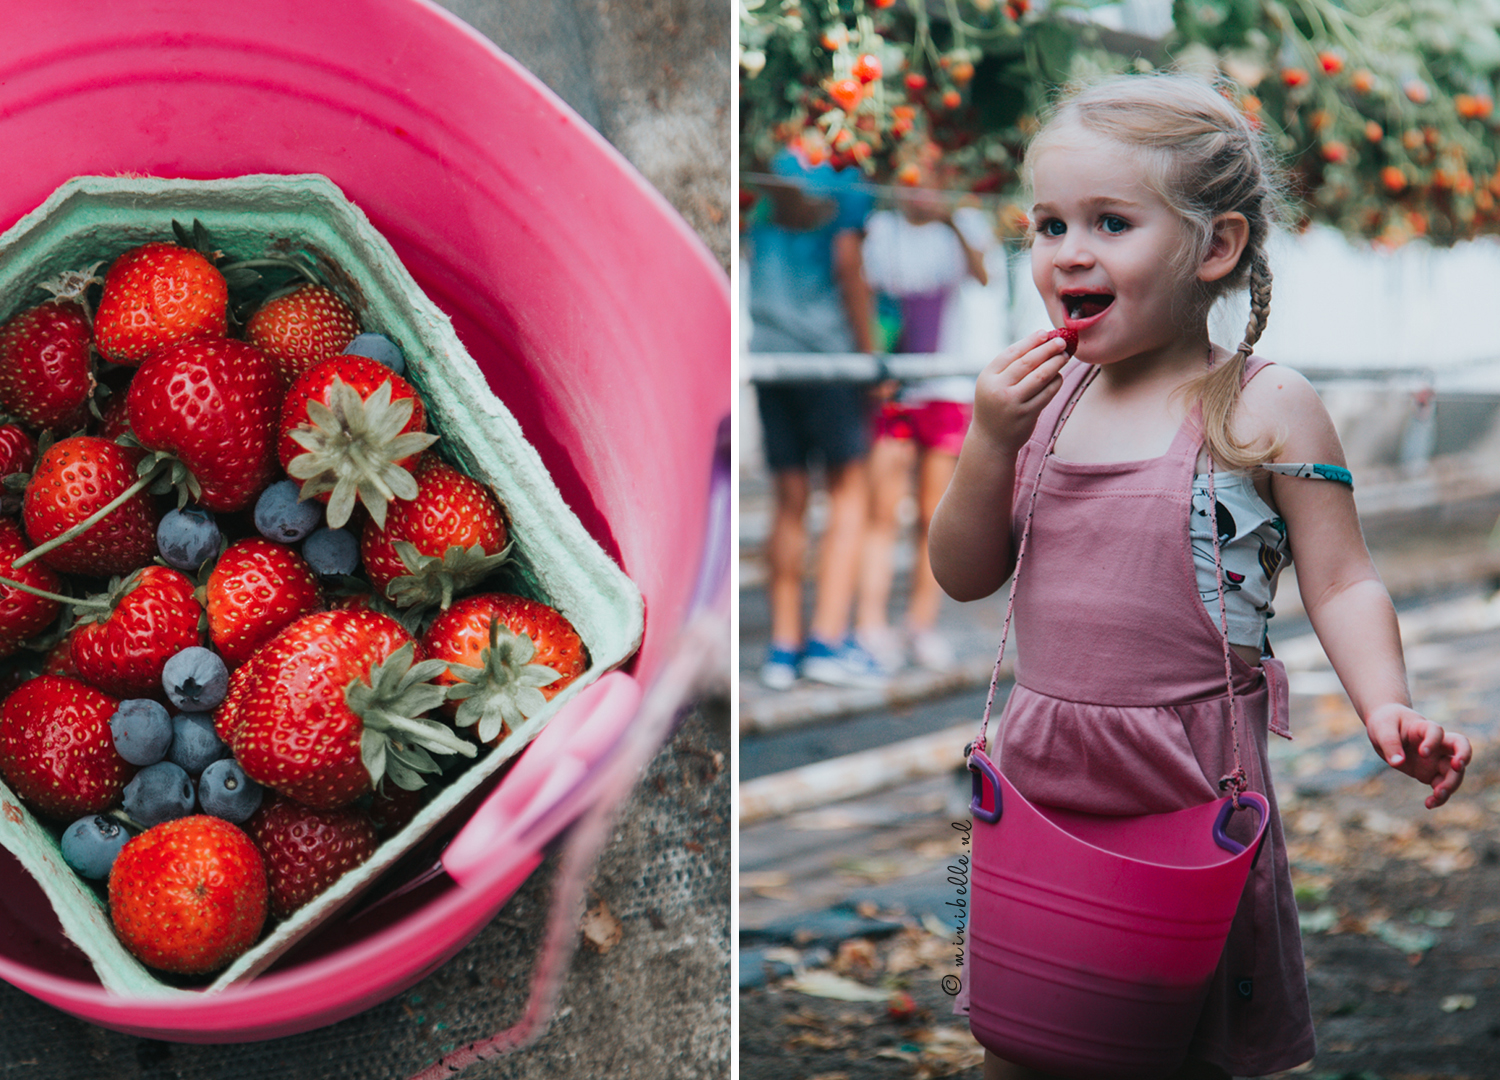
(244, 797), (377, 919)
(230, 607), (474, 809)
(108, 815), (267, 975)
(211, 655), (256, 746)
(0, 674), (132, 819)
(366, 782), (427, 836)
(94, 241), (227, 365)
(127, 338), (286, 512)
(0, 422), (36, 478)
(22, 435), (160, 577)
(420, 593), (588, 746)
(0, 517), (63, 659)
(1046, 327), (1079, 353)
(206, 538), (324, 667)
(277, 354), (436, 530)
(0, 300), (94, 430)
(360, 454), (510, 609)
(246, 284), (361, 384)
(70, 565), (203, 699)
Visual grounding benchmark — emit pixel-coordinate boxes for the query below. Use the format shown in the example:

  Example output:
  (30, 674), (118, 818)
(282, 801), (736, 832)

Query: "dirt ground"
(741, 732), (1500, 1080)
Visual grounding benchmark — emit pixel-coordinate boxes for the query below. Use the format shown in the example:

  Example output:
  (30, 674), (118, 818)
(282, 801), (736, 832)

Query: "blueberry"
(161, 646), (229, 712)
(166, 713), (230, 776)
(254, 479), (324, 543)
(197, 758), (264, 824)
(302, 526), (361, 577)
(156, 507), (221, 571)
(343, 332), (405, 375)
(109, 699), (174, 766)
(122, 762), (196, 827)
(60, 815), (131, 879)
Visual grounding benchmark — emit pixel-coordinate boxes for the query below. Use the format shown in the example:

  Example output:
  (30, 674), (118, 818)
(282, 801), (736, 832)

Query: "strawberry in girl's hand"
(0, 300), (95, 430)
(205, 538), (324, 667)
(70, 565), (202, 699)
(127, 338), (285, 512)
(1046, 327), (1079, 354)
(361, 454), (511, 610)
(230, 608), (474, 809)
(108, 815), (267, 975)
(278, 355), (437, 530)
(421, 593), (587, 746)
(22, 435), (160, 577)
(94, 242), (227, 365)
(0, 675), (132, 819)
(0, 518), (62, 659)
(246, 284), (361, 384)
(244, 798), (377, 918)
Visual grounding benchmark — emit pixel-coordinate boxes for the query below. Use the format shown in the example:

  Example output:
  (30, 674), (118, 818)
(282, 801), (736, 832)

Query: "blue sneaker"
(799, 636), (887, 688)
(758, 644), (801, 691)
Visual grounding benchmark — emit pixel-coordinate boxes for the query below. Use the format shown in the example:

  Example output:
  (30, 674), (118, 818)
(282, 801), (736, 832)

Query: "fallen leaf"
(1441, 994), (1477, 1012)
(1299, 906), (1339, 933)
(832, 937), (880, 976)
(1372, 920), (1437, 955)
(787, 1030), (851, 1051)
(785, 970), (893, 1002)
(581, 897), (624, 954)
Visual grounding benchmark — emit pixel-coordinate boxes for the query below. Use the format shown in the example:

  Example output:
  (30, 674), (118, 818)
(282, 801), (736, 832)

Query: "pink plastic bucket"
(0, 0), (727, 1043)
(967, 749), (1269, 1080)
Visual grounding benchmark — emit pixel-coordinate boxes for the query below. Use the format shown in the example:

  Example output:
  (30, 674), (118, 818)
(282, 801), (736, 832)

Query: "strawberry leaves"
(442, 619), (562, 746)
(384, 539), (513, 611)
(286, 377), (437, 530)
(347, 642), (476, 791)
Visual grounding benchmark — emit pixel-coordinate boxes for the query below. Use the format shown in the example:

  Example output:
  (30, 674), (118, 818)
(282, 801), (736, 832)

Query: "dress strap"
(1259, 462), (1353, 488)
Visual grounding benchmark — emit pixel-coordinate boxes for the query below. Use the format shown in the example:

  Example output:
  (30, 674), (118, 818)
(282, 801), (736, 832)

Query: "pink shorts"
(873, 400), (971, 456)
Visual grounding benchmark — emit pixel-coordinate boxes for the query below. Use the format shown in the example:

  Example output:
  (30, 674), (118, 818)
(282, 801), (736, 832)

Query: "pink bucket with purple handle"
(0, 0), (728, 1043)
(967, 750), (1270, 1079)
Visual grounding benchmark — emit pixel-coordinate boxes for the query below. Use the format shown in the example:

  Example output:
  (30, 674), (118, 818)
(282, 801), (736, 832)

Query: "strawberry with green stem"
(19, 435), (160, 577)
(69, 565), (203, 699)
(93, 239), (229, 366)
(360, 454), (511, 610)
(229, 607), (475, 809)
(421, 593), (588, 746)
(278, 354), (437, 531)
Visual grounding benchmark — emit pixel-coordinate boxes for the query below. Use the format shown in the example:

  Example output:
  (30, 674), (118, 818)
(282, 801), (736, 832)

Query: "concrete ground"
(0, 2), (731, 1079)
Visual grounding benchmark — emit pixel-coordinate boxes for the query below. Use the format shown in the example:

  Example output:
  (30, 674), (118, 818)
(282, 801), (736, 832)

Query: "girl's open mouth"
(1062, 291), (1114, 321)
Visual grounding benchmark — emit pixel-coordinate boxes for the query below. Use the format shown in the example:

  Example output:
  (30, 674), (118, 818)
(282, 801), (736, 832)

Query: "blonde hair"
(1025, 72), (1293, 469)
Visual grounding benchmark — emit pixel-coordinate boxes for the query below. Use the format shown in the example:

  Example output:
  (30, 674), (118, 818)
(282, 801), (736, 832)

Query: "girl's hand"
(1365, 702), (1473, 809)
(970, 329), (1073, 456)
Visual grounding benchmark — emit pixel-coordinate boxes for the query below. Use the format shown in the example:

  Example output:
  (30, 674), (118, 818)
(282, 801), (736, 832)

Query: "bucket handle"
(1211, 789), (1269, 861)
(968, 750), (1003, 825)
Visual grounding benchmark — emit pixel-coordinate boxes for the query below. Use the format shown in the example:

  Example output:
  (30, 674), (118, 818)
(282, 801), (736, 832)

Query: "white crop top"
(1189, 463), (1354, 649)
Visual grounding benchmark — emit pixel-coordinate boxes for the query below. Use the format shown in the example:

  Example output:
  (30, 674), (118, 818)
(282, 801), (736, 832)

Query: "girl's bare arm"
(1241, 369), (1472, 807)
(929, 331), (1071, 601)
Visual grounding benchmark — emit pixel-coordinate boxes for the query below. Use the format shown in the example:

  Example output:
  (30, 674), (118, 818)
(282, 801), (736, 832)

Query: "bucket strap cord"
(972, 358), (1249, 805)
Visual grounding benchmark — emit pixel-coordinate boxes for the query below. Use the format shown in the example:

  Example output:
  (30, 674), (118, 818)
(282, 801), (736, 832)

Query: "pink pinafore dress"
(961, 357), (1316, 1076)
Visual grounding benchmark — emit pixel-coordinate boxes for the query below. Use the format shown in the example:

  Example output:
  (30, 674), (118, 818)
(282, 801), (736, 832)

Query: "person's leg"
(766, 467), (810, 649)
(854, 431), (916, 668)
(807, 453), (867, 645)
(905, 446), (957, 632)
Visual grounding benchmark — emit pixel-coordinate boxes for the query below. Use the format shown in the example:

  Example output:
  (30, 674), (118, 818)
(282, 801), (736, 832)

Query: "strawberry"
(0, 518), (63, 659)
(420, 593), (588, 746)
(206, 538), (324, 667)
(93, 241), (227, 366)
(70, 565), (202, 699)
(211, 656), (256, 747)
(244, 797), (377, 918)
(21, 435), (160, 577)
(0, 300), (95, 430)
(127, 338), (286, 512)
(108, 815), (267, 975)
(0, 422), (36, 479)
(277, 354), (437, 530)
(92, 390), (134, 442)
(360, 454), (510, 609)
(366, 782), (427, 836)
(246, 284), (361, 384)
(0, 674), (133, 819)
(229, 608), (474, 809)
(1046, 326), (1079, 354)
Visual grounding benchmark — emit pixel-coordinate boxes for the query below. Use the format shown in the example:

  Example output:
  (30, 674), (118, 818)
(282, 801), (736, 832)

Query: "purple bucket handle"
(1211, 790), (1269, 860)
(968, 751), (1003, 825)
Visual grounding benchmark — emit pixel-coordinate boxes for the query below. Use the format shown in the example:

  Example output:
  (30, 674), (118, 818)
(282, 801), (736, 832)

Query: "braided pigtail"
(1199, 250), (1281, 470)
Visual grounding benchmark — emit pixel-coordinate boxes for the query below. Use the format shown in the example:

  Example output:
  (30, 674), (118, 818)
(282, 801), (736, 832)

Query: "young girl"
(929, 73), (1473, 1079)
